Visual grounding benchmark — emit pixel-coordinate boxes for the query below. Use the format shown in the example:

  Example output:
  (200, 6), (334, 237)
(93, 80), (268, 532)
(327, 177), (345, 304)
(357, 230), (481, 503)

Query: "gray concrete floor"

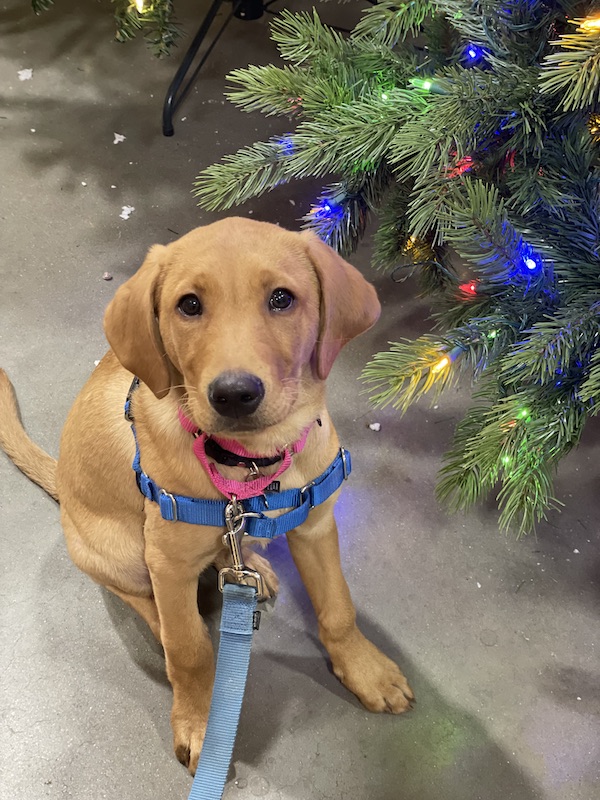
(1, 2), (599, 798)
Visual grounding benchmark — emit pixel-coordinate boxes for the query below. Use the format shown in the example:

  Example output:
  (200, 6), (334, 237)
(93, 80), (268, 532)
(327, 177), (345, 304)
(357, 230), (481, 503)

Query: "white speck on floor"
(119, 205), (135, 220)
(18, 68), (33, 81)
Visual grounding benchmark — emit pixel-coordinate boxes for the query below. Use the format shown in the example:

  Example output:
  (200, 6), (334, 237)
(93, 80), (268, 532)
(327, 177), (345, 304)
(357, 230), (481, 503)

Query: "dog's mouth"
(208, 413), (280, 437)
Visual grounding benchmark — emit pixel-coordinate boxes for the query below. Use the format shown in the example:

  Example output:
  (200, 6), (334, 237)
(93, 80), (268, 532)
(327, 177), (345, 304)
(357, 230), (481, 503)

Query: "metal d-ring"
(340, 447), (349, 480)
(159, 489), (178, 522)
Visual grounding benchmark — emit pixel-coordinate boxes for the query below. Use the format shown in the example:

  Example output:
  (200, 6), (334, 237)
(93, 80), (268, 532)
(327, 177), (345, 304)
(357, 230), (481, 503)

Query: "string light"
(410, 78), (433, 92)
(381, 92), (389, 101)
(518, 245), (543, 275)
(447, 155), (474, 179)
(501, 455), (511, 465)
(459, 280), (477, 296)
(581, 16), (600, 31)
(430, 345), (463, 374)
(309, 197), (344, 221)
(464, 44), (486, 63)
(135, 0), (146, 11)
(431, 356), (450, 373)
(277, 136), (295, 155)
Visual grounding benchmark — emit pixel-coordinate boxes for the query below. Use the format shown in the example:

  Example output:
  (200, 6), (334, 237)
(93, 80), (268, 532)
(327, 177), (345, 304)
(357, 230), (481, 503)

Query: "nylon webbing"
(187, 584), (258, 800)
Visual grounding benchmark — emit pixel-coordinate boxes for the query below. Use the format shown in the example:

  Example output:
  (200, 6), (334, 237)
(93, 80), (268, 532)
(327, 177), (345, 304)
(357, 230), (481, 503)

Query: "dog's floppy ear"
(303, 232), (381, 380)
(103, 244), (171, 399)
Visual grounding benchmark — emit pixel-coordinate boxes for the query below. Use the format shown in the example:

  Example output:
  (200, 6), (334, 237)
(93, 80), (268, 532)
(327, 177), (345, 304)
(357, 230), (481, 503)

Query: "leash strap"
(187, 583), (257, 800)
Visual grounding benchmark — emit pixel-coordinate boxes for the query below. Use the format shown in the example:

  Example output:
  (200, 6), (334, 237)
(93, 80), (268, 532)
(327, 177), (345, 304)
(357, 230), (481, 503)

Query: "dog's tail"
(0, 369), (59, 501)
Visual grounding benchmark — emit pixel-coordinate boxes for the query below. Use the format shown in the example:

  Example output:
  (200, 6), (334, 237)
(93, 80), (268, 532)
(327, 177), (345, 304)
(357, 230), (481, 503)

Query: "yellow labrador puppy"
(0, 218), (413, 774)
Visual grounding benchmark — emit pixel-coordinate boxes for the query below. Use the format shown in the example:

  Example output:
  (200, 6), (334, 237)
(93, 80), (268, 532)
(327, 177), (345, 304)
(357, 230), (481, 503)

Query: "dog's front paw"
(243, 549), (279, 599)
(330, 632), (414, 714)
(171, 704), (208, 775)
(214, 546), (280, 599)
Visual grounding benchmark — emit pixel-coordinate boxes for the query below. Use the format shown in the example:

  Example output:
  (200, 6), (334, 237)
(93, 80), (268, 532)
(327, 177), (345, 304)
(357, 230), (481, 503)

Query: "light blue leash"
(187, 583), (258, 800)
(187, 497), (264, 800)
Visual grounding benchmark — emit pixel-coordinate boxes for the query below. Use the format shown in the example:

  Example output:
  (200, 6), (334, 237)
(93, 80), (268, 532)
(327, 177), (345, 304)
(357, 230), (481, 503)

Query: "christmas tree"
(194, 2), (600, 535)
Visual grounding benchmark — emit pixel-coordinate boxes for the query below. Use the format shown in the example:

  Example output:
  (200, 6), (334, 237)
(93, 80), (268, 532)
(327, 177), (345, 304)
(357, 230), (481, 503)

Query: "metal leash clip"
(218, 496), (267, 600)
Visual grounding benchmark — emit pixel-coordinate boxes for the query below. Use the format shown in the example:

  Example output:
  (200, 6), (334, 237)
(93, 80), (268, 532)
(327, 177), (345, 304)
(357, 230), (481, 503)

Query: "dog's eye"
(177, 294), (202, 317)
(269, 288), (295, 311)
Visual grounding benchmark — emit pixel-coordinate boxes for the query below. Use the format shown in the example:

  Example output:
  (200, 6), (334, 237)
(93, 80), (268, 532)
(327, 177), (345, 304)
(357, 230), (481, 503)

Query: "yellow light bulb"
(431, 356), (450, 373)
(135, 0), (146, 12)
(581, 16), (600, 31)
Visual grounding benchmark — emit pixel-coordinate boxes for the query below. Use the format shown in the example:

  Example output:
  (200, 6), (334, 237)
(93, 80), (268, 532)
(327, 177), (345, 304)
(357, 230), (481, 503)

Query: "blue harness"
(126, 376), (351, 541)
(125, 380), (351, 799)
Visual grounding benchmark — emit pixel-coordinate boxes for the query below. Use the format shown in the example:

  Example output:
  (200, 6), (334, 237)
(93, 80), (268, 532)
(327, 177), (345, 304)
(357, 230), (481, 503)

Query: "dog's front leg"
(144, 506), (220, 774)
(287, 500), (414, 713)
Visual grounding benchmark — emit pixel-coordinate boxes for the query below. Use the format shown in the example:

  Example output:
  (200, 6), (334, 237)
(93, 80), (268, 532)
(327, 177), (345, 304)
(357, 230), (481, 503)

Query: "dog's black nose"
(208, 371), (265, 418)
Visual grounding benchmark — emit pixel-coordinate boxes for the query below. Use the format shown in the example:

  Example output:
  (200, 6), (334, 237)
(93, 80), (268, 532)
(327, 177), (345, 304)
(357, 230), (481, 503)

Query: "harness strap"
(126, 377), (349, 537)
(187, 583), (257, 800)
(133, 443), (351, 539)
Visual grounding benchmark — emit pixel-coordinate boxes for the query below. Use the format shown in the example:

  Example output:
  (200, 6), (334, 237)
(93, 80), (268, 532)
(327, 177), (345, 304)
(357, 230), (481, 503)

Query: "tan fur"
(0, 218), (413, 775)
(0, 370), (58, 500)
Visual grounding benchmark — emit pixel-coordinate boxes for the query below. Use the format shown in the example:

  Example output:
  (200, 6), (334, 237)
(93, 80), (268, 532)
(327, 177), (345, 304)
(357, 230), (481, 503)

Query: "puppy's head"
(104, 218), (380, 435)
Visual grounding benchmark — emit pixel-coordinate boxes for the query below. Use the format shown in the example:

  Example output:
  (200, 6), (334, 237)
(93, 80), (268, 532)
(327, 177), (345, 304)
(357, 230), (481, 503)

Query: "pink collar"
(178, 408), (312, 500)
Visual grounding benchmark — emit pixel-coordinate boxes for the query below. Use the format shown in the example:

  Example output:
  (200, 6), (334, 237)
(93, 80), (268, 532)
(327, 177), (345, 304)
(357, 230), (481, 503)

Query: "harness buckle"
(159, 489), (178, 522)
(219, 497), (267, 600)
(299, 480), (315, 509)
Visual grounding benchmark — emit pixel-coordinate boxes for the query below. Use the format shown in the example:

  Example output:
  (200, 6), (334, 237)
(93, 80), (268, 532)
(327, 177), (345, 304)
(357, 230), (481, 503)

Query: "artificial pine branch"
(437, 179), (551, 291)
(284, 89), (426, 179)
(540, 17), (600, 110)
(271, 8), (347, 64)
(579, 348), (600, 407)
(362, 316), (517, 411)
(110, 1), (180, 55)
(226, 65), (312, 117)
(192, 138), (293, 210)
(500, 301), (600, 387)
(301, 165), (392, 254)
(352, 0), (436, 46)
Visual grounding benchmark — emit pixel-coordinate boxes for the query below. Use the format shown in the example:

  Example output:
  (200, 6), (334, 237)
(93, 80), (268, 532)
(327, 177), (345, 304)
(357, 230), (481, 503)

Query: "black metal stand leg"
(162, 0), (230, 137)
(162, 0), (273, 137)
